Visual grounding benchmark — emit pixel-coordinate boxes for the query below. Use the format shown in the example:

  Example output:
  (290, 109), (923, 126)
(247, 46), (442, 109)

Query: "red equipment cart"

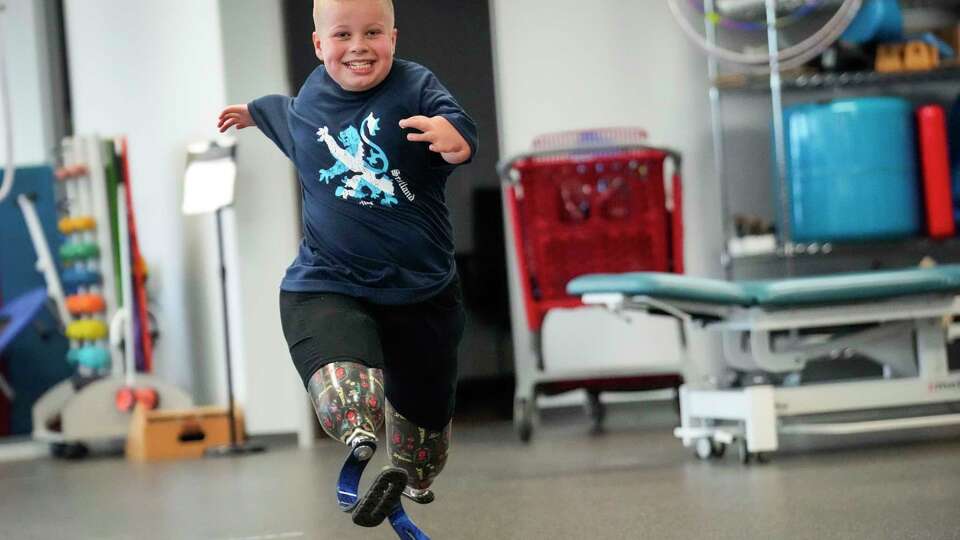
(500, 129), (685, 442)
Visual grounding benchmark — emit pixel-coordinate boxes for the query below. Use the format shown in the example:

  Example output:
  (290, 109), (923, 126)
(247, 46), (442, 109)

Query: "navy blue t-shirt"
(248, 59), (478, 304)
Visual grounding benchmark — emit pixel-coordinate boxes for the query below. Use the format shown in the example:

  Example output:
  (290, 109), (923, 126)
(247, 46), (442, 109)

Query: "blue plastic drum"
(781, 97), (921, 242)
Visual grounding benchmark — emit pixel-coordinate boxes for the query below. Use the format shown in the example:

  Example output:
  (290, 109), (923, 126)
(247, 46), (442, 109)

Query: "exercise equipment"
(668, 0), (864, 71)
(65, 294), (106, 316)
(65, 320), (108, 341)
(916, 104), (956, 239)
(0, 289), (49, 401)
(125, 405), (245, 462)
(66, 347), (110, 371)
(32, 136), (192, 456)
(782, 97), (920, 242)
(118, 140), (154, 372)
(0, 166), (75, 435)
(569, 265), (960, 463)
(687, 0), (825, 32)
(840, 0), (902, 43)
(58, 216), (96, 234)
(61, 268), (102, 294)
(113, 385), (158, 413)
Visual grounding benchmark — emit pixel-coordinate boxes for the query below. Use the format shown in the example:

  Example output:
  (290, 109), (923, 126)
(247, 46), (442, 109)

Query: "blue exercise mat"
(0, 165), (72, 434)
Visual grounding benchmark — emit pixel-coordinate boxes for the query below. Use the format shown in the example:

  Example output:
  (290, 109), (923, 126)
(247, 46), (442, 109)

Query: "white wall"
(63, 0), (305, 435)
(490, 0), (723, 389)
(64, 0), (228, 396)
(217, 0), (306, 436)
(0, 0), (58, 165)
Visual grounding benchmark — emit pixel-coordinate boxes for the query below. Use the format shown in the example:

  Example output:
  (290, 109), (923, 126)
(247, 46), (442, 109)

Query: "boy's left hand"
(399, 116), (472, 165)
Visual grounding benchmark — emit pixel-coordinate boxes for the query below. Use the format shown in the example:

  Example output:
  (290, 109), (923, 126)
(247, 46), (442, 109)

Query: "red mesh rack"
(503, 140), (683, 332)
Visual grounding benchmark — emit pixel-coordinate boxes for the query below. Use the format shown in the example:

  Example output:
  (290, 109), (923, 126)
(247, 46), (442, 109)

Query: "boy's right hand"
(218, 104), (255, 133)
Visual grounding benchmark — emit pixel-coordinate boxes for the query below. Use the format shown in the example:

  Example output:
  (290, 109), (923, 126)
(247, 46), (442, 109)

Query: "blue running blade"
(388, 503), (431, 540)
(336, 441), (376, 512)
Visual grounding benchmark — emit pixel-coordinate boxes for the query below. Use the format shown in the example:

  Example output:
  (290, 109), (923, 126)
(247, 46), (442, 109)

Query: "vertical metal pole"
(115, 184), (137, 387)
(205, 155), (263, 457)
(216, 207), (238, 446)
(704, 0), (732, 279)
(765, 0), (793, 272)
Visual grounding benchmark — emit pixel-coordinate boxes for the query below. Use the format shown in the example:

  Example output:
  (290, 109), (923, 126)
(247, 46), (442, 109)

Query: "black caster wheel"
(514, 398), (534, 443)
(737, 440), (769, 465)
(51, 442), (89, 460)
(737, 439), (751, 465)
(585, 391), (606, 435)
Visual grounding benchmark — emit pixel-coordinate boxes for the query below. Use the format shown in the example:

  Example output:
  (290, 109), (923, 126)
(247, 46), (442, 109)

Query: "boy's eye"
(335, 32), (350, 39)
(366, 30), (382, 37)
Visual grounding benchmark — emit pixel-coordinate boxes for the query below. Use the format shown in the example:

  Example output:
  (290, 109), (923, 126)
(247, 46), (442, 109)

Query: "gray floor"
(2, 402), (959, 540)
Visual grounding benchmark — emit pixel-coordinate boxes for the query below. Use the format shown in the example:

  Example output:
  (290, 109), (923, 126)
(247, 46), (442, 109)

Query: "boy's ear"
(312, 31), (324, 63)
(391, 28), (398, 54)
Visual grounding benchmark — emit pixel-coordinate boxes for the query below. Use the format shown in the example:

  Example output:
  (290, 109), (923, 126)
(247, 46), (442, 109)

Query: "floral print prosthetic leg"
(307, 362), (385, 446)
(387, 399), (451, 503)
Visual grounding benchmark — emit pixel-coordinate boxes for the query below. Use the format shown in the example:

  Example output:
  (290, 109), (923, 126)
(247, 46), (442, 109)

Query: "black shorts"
(279, 278), (465, 431)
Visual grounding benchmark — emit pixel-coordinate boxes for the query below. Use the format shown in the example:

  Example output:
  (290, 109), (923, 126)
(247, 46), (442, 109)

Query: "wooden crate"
(125, 404), (245, 462)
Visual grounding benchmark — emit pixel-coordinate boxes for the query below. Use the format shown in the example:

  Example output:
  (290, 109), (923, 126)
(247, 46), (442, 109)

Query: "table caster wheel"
(514, 398), (534, 443)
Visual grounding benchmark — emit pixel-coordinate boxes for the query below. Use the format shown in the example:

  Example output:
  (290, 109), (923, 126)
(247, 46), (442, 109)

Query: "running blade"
(336, 440), (377, 512)
(388, 502), (431, 540)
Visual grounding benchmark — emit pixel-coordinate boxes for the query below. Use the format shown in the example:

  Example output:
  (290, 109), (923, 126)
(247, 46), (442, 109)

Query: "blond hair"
(313, 0), (396, 31)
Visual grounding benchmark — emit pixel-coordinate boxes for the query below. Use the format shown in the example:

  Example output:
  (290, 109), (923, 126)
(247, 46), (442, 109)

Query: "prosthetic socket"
(308, 362), (385, 446)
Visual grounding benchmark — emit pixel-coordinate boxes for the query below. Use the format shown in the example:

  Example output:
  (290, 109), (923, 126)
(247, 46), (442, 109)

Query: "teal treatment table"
(568, 266), (960, 463)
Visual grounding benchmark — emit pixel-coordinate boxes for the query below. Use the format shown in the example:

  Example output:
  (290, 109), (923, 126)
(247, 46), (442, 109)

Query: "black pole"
(207, 206), (264, 456)
(216, 207), (237, 445)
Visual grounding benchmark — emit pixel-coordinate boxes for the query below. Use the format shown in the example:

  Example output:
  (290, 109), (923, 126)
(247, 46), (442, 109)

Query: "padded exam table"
(568, 266), (960, 462)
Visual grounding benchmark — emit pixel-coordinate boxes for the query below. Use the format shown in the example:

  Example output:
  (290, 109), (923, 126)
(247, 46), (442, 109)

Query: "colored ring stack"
(66, 320), (109, 341)
(61, 268), (102, 294)
(57, 159), (111, 375)
(59, 242), (101, 262)
(54, 164), (89, 181)
(58, 216), (97, 234)
(66, 294), (106, 316)
(67, 347), (111, 371)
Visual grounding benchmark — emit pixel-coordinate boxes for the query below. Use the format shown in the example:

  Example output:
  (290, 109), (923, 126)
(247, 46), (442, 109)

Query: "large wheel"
(514, 398), (534, 443)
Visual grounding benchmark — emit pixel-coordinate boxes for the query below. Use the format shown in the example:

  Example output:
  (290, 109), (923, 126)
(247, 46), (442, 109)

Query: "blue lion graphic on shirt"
(316, 113), (397, 207)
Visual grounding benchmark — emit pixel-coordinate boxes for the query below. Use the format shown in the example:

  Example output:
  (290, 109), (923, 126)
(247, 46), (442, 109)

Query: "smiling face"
(313, 0), (398, 92)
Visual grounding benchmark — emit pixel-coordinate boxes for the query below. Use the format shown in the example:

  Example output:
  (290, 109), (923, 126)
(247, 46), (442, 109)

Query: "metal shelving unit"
(707, 0), (960, 276)
(707, 0), (794, 277)
(715, 64), (960, 91)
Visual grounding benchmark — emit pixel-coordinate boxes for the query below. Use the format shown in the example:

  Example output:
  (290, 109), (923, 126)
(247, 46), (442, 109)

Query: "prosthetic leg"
(383, 400), (452, 540)
(308, 363), (405, 526)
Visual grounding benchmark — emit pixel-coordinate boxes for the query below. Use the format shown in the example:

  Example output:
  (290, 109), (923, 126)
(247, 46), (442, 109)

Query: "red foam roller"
(917, 104), (956, 239)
